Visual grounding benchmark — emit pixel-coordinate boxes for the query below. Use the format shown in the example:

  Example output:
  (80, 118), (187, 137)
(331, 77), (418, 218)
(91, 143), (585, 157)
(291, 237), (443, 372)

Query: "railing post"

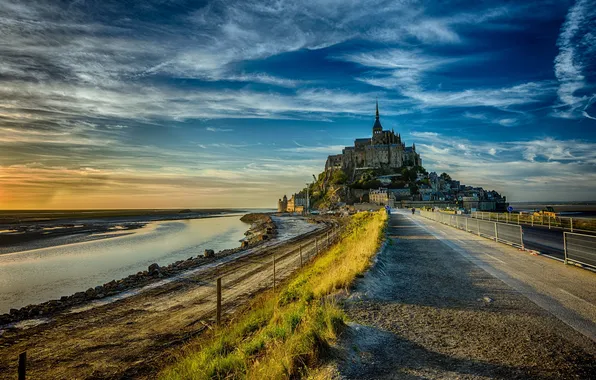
(494, 223), (498, 242)
(531, 215), (534, 226)
(548, 216), (551, 229)
(520, 226), (524, 250)
(216, 277), (222, 326)
(465, 217), (468, 232)
(563, 233), (568, 265)
(18, 352), (26, 380)
(477, 220), (480, 236)
(517, 214), (520, 225)
(570, 218), (573, 232)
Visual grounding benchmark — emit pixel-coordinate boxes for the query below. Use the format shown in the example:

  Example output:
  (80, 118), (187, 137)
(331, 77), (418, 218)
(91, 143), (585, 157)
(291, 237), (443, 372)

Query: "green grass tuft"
(159, 210), (387, 380)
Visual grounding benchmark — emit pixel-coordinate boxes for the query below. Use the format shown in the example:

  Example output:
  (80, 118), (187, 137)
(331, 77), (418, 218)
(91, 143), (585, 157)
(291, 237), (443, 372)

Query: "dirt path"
(333, 212), (595, 379)
(0, 220), (339, 379)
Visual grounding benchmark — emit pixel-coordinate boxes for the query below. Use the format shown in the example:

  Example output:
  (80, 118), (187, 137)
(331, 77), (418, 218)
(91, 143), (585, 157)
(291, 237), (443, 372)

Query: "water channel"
(0, 215), (249, 314)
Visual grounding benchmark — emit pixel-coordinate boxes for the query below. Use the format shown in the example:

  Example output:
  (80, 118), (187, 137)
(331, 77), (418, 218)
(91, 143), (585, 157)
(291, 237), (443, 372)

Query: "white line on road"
(485, 254), (506, 264)
(559, 288), (592, 307)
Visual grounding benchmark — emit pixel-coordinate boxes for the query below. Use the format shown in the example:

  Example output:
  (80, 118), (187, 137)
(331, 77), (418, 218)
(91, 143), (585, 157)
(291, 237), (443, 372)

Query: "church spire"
(375, 99), (379, 119)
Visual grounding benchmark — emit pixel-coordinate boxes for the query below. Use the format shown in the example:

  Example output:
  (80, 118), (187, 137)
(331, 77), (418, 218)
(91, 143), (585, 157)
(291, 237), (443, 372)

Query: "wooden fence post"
(216, 278), (222, 326)
(18, 352), (26, 380)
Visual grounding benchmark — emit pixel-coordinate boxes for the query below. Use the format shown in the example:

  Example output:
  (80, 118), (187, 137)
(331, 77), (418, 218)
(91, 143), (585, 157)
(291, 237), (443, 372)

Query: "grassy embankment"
(159, 210), (388, 379)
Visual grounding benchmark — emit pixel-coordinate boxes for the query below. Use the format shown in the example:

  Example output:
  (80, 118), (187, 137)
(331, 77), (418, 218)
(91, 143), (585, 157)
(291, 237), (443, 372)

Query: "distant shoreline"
(0, 211), (254, 255)
(0, 208), (246, 225)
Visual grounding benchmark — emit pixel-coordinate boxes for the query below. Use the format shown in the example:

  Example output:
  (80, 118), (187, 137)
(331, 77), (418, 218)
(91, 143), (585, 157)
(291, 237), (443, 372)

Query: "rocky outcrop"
(241, 213), (277, 246)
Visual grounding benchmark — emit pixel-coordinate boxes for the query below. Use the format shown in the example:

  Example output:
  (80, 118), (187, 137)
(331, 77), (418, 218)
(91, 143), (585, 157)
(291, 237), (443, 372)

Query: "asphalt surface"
(334, 212), (596, 379)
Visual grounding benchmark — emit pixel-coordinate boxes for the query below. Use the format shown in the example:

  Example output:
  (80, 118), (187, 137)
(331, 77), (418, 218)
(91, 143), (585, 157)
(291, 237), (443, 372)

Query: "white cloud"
(278, 145), (346, 153)
(206, 127), (234, 132)
(553, 0), (596, 120)
(413, 133), (596, 201)
(497, 118), (518, 127)
(402, 82), (554, 109)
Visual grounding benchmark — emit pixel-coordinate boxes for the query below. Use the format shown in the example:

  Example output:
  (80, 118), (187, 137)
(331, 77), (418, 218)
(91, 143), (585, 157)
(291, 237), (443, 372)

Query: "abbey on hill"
(325, 101), (421, 176)
(276, 101), (508, 213)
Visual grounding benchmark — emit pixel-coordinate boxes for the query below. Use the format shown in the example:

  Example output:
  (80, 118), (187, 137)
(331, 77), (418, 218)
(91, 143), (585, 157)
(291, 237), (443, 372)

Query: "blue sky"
(0, 0), (595, 208)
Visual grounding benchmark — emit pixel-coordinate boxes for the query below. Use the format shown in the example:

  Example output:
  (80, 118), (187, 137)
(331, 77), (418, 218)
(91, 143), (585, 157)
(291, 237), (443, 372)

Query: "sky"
(0, 0), (595, 209)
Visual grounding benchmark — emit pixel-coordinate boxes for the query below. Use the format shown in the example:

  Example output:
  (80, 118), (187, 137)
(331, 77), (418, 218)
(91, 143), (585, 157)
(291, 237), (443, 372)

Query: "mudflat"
(0, 218), (329, 379)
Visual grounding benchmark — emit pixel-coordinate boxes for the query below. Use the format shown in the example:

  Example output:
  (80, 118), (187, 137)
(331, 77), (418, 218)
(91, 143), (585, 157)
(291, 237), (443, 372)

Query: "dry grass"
(159, 211), (388, 380)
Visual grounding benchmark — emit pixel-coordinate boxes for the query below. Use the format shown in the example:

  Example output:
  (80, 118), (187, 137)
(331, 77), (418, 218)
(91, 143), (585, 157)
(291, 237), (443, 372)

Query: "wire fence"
(10, 222), (345, 379)
(564, 232), (596, 269)
(419, 210), (524, 248)
(471, 211), (596, 233)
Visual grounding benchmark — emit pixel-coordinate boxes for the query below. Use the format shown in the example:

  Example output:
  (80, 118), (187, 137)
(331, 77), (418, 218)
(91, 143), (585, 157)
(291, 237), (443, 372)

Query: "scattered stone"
(204, 249), (215, 258)
(148, 263), (161, 276)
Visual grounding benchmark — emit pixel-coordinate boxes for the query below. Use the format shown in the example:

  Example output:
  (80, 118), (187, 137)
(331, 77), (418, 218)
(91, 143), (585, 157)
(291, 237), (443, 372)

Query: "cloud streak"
(410, 131), (596, 201)
(553, 0), (596, 119)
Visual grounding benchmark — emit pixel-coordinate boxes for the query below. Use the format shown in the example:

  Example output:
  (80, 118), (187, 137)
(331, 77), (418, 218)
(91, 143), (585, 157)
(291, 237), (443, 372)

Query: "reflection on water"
(0, 215), (248, 314)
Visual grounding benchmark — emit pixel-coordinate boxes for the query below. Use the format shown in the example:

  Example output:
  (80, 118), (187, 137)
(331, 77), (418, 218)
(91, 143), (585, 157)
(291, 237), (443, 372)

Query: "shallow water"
(0, 215), (249, 314)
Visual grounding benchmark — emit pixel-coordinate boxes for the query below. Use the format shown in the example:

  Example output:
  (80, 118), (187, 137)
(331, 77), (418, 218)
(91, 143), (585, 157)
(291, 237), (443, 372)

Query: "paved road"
(335, 212), (596, 379)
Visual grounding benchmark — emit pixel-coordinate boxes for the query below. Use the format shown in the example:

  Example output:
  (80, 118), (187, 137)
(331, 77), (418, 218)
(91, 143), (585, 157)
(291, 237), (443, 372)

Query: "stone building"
(326, 101), (421, 176)
(277, 195), (288, 213)
(278, 193), (306, 213)
(286, 193), (306, 213)
(369, 188), (396, 207)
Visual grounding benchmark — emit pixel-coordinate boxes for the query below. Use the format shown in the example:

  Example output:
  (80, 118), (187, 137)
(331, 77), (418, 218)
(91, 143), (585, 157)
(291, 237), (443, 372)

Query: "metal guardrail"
(419, 210), (524, 248)
(471, 211), (596, 233)
(564, 232), (596, 269)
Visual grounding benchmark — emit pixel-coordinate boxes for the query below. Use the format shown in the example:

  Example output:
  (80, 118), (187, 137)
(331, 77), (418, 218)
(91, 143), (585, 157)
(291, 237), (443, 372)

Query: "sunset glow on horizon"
(1, 0), (595, 209)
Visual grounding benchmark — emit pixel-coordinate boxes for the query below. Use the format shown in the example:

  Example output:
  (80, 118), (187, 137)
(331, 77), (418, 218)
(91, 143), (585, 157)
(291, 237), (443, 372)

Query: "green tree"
(440, 172), (452, 181)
